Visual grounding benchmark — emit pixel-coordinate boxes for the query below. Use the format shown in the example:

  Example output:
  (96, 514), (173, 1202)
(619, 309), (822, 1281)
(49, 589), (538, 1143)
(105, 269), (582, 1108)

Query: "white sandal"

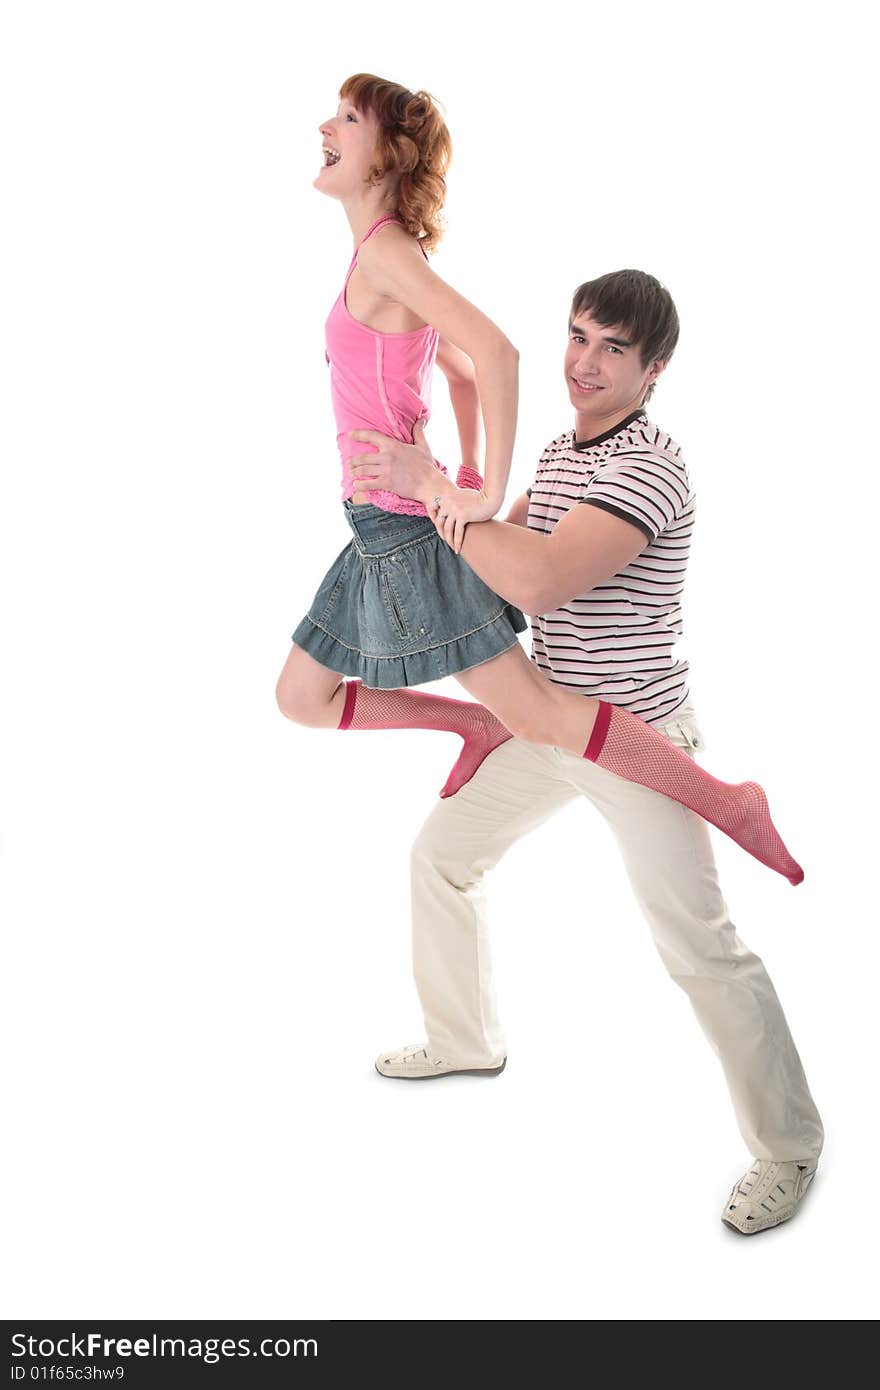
(722, 1158), (818, 1234)
(375, 1043), (507, 1080)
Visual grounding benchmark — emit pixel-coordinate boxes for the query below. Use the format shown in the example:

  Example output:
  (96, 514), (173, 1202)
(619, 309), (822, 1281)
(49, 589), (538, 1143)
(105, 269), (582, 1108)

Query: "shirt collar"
(571, 409), (647, 451)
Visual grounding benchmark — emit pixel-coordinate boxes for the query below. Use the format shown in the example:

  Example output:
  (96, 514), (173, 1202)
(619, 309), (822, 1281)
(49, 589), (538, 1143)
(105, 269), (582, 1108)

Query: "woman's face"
(314, 97), (382, 198)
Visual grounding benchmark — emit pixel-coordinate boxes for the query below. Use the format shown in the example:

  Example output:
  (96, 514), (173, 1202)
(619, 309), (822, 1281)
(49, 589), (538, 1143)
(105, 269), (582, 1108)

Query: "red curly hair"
(339, 73), (451, 253)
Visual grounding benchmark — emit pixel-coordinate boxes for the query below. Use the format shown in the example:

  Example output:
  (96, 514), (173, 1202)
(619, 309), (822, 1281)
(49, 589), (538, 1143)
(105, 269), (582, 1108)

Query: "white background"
(2, 0), (877, 1322)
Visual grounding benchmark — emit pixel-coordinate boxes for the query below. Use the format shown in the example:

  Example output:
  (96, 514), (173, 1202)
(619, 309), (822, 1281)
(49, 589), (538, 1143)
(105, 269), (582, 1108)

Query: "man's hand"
(348, 420), (439, 505)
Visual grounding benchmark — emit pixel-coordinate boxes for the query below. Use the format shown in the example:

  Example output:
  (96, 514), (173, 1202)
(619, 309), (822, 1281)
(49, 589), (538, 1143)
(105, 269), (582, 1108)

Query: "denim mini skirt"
(292, 502), (528, 688)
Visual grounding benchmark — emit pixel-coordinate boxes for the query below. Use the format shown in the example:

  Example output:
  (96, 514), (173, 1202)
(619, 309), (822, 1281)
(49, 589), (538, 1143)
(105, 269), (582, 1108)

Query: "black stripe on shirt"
(579, 497), (654, 542)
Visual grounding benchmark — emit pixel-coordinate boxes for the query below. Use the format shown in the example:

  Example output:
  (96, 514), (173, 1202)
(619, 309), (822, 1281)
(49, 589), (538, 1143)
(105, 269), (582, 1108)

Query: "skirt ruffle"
(293, 605), (527, 688)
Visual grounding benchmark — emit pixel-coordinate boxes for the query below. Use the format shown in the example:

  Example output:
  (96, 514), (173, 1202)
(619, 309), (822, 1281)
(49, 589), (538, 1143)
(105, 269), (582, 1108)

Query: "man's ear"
(647, 358), (667, 385)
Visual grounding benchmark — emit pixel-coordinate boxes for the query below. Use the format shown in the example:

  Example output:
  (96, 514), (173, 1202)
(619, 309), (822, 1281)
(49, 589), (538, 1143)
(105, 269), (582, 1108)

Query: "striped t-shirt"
(526, 409), (694, 726)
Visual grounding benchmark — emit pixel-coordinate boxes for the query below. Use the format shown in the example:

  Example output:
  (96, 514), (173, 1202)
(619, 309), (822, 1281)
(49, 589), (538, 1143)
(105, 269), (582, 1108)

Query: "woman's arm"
(435, 336), (481, 476)
(357, 228), (518, 528)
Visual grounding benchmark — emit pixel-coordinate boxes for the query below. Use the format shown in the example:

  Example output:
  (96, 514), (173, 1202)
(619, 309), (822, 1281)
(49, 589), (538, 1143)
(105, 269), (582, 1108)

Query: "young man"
(346, 269), (823, 1235)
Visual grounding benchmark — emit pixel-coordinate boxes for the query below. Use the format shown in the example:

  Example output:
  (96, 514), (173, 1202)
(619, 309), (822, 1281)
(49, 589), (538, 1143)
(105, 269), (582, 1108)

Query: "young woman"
(276, 73), (803, 886)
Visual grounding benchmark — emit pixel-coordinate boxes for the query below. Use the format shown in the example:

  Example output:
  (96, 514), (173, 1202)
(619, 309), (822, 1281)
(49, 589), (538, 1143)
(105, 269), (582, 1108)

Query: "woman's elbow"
(489, 333), (518, 367)
(471, 332), (518, 378)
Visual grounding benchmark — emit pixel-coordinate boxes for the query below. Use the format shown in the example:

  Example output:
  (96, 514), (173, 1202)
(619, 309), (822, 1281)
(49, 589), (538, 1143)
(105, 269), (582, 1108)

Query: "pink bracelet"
(455, 464), (484, 491)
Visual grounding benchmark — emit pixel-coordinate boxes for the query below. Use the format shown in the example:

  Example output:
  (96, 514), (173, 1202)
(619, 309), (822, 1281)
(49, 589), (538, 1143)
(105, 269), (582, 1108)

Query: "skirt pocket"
(381, 570), (409, 639)
(309, 543), (353, 626)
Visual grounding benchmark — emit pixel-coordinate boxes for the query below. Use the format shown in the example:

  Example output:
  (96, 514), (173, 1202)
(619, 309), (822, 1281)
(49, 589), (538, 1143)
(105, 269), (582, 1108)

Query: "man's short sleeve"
(580, 450), (690, 544)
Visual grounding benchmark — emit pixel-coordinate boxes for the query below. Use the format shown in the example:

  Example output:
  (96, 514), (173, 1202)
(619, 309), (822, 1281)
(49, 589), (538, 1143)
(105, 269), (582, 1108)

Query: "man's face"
(564, 311), (665, 437)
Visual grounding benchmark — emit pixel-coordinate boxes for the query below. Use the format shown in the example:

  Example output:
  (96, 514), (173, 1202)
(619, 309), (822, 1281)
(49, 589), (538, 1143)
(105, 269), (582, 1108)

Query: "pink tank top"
(325, 213), (445, 516)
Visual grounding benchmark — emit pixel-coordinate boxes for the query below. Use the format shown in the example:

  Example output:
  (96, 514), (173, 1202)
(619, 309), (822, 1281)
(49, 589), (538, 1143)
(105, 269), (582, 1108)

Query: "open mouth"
(322, 146), (341, 167)
(572, 378), (603, 393)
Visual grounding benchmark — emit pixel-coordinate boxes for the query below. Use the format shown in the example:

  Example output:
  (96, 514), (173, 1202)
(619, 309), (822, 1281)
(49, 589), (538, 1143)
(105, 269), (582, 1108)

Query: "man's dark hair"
(569, 270), (679, 402)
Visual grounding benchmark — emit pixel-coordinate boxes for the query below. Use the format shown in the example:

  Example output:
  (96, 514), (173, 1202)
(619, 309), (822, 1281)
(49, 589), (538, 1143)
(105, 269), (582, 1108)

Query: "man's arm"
(343, 429), (648, 606)
(458, 503), (650, 614)
(504, 492), (530, 527)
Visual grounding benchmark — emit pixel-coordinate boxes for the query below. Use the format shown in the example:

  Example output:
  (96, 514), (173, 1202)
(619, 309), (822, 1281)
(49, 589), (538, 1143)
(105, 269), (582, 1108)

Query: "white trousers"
(410, 707), (824, 1162)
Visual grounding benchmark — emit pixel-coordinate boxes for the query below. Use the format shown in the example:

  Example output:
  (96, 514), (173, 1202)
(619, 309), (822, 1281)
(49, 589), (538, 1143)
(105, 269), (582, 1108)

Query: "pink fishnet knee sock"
(338, 681), (512, 797)
(584, 702), (804, 886)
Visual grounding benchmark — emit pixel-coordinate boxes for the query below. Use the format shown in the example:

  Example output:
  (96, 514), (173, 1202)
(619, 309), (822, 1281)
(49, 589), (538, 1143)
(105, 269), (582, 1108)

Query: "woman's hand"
(427, 486), (498, 554)
(348, 420), (500, 551)
(348, 421), (439, 505)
